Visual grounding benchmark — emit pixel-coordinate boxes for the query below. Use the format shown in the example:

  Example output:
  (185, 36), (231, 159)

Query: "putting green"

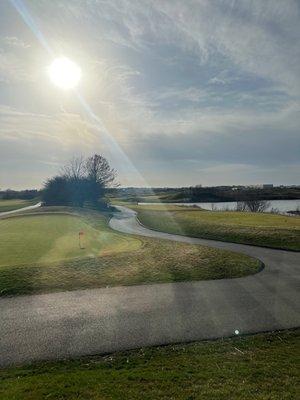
(0, 213), (141, 268)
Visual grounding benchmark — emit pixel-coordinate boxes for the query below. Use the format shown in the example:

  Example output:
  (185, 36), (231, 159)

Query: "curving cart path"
(0, 205), (299, 367)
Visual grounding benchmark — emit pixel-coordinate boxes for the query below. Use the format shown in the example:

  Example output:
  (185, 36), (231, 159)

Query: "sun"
(48, 57), (81, 90)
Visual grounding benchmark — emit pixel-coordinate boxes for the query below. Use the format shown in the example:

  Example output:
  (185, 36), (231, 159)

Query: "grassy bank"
(0, 198), (38, 213)
(0, 207), (260, 296)
(0, 330), (298, 399)
(129, 204), (300, 251)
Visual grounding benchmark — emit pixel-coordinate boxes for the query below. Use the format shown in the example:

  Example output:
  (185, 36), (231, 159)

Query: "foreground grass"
(128, 204), (300, 251)
(0, 198), (38, 213)
(0, 330), (298, 400)
(0, 207), (260, 296)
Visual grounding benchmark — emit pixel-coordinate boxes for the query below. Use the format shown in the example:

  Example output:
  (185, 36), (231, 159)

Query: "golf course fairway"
(129, 205), (300, 251)
(0, 208), (261, 296)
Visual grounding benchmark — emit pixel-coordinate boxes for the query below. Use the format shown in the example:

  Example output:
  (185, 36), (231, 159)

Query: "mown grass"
(0, 330), (298, 400)
(0, 212), (141, 267)
(129, 204), (300, 251)
(0, 198), (38, 213)
(0, 207), (260, 296)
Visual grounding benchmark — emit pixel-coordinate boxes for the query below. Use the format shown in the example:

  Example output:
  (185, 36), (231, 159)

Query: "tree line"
(42, 154), (116, 208)
(184, 185), (300, 202)
(0, 189), (39, 200)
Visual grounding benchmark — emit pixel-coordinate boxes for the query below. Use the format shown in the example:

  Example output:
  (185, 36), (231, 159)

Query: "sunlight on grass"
(0, 330), (298, 400)
(130, 205), (300, 251)
(0, 208), (261, 296)
(0, 213), (141, 268)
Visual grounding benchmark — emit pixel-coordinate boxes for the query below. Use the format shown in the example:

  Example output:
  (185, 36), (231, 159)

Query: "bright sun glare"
(48, 57), (81, 90)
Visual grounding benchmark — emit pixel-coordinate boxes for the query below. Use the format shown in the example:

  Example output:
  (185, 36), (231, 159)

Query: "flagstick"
(78, 231), (85, 249)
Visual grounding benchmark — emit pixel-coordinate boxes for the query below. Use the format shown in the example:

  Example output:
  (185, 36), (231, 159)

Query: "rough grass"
(0, 208), (260, 296)
(130, 205), (300, 251)
(0, 330), (298, 400)
(0, 198), (38, 213)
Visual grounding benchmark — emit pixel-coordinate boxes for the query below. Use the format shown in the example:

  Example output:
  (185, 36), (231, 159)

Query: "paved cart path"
(0, 205), (299, 367)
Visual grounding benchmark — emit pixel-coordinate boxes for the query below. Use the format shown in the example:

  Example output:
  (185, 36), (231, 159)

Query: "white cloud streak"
(0, 0), (299, 186)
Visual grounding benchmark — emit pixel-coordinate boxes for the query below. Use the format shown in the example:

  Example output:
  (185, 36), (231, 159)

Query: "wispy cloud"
(0, 105), (104, 184)
(0, 0), (299, 187)
(1, 36), (31, 49)
(0, 33), (36, 83)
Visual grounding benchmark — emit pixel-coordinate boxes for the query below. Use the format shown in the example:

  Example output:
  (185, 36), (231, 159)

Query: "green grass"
(0, 207), (260, 296)
(0, 330), (298, 399)
(0, 198), (38, 213)
(0, 212), (140, 267)
(129, 204), (300, 251)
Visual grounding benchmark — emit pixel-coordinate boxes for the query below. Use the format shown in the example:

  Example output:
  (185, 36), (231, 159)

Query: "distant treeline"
(109, 185), (300, 203)
(0, 189), (40, 200)
(2, 184), (300, 204)
(184, 186), (300, 202)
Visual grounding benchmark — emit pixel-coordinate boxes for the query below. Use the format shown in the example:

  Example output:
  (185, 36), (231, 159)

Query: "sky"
(0, 0), (299, 189)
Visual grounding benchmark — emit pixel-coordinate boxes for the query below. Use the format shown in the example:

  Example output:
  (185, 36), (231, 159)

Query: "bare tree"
(211, 203), (217, 211)
(243, 199), (270, 213)
(85, 154), (116, 186)
(85, 154), (117, 205)
(235, 201), (247, 211)
(61, 156), (85, 180)
(42, 154), (117, 208)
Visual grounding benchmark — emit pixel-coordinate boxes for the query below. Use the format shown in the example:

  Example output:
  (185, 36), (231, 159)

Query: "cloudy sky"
(0, 0), (299, 189)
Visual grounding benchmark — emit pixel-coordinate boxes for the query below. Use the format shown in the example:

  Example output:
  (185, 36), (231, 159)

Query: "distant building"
(247, 184), (273, 189)
(262, 184), (273, 189)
